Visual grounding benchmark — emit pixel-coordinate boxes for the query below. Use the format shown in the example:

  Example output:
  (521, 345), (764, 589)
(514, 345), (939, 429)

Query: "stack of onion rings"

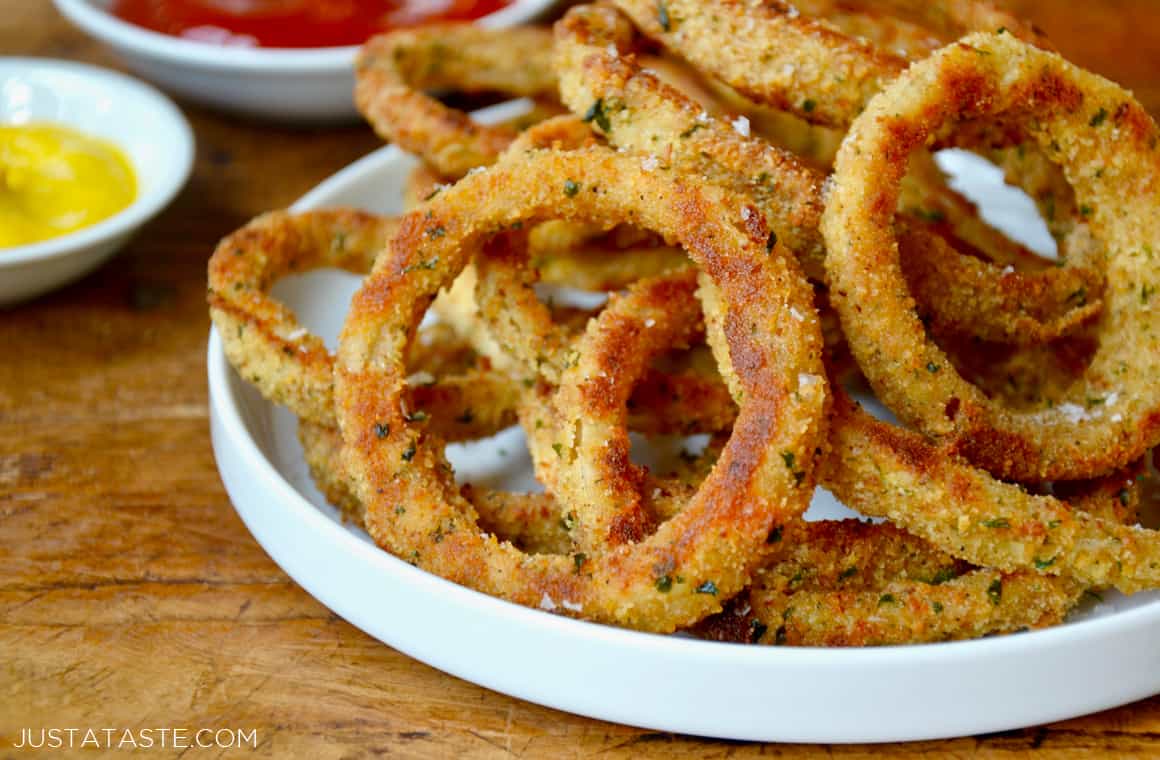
(208, 3), (1160, 646)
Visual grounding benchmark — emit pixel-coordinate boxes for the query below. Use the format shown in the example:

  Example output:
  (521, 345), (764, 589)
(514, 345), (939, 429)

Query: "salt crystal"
(1058, 402), (1088, 424)
(731, 115), (751, 137)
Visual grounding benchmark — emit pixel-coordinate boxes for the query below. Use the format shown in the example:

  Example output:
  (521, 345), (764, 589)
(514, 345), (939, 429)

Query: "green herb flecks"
(582, 98), (612, 133)
(930, 567), (956, 585)
(987, 578), (1003, 606)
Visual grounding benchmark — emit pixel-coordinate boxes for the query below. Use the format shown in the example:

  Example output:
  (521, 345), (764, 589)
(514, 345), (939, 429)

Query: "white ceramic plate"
(208, 101), (1160, 743)
(55, 0), (560, 122)
(0, 57), (193, 306)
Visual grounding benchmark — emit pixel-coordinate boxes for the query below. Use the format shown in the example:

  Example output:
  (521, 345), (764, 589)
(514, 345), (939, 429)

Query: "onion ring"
(822, 32), (1160, 480)
(334, 146), (828, 631)
(823, 389), (1160, 594)
(611, 0), (1046, 128)
(207, 208), (518, 437)
(553, 4), (1097, 347)
(356, 25), (558, 178)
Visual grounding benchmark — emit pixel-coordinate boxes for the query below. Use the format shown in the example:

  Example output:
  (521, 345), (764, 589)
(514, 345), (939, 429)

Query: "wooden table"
(3, 2), (1159, 756)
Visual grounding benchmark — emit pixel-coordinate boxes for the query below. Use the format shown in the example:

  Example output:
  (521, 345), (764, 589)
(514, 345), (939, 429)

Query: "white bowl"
(53, 0), (559, 122)
(206, 101), (1160, 743)
(0, 58), (193, 307)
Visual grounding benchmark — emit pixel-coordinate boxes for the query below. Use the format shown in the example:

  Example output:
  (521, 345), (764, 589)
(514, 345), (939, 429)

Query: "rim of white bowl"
(54, 0), (557, 73)
(0, 57), (194, 267)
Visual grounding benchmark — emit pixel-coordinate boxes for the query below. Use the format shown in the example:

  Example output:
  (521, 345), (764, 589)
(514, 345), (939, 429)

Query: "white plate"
(0, 57), (193, 306)
(208, 100), (1160, 743)
(55, 0), (560, 122)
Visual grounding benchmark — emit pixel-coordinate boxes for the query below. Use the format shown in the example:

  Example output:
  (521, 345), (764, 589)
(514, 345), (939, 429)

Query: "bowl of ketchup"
(54, 0), (559, 122)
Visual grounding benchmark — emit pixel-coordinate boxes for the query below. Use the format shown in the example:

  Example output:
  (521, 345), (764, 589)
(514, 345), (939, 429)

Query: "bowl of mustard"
(0, 58), (193, 306)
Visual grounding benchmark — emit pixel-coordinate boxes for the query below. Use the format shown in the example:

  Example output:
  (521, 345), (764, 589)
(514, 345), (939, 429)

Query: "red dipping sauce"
(108, 0), (515, 49)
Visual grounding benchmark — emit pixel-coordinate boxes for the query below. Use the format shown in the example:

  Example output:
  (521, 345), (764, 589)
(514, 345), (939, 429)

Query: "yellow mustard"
(0, 123), (137, 249)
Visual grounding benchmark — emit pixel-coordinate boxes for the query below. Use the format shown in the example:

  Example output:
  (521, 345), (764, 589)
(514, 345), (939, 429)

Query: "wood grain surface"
(3, 1), (1160, 757)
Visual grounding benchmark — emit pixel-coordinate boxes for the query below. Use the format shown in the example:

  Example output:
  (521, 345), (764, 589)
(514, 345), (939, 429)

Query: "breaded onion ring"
(208, 209), (394, 426)
(207, 208), (518, 438)
(356, 25), (558, 178)
(824, 390), (1160, 594)
(553, 4), (1096, 347)
(611, 0), (1046, 128)
(822, 32), (1160, 480)
(334, 147), (828, 632)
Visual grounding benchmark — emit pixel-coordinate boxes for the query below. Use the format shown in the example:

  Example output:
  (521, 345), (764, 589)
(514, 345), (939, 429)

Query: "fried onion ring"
(208, 208), (518, 438)
(553, 4), (1097, 347)
(334, 146), (828, 631)
(356, 25), (558, 178)
(611, 0), (1046, 128)
(822, 32), (1160, 480)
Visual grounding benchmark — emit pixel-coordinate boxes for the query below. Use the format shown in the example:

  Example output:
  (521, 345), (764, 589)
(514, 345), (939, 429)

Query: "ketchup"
(108, 0), (515, 49)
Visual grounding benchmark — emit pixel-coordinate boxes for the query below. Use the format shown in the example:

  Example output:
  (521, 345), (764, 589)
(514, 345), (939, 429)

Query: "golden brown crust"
(823, 33), (1160, 481)
(554, 4), (1096, 347)
(611, 0), (1047, 128)
(334, 147), (828, 632)
(356, 25), (558, 178)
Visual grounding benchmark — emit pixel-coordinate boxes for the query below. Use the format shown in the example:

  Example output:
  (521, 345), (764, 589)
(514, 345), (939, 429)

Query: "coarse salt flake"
(798, 373), (821, 388)
(1058, 402), (1088, 424)
(731, 115), (751, 137)
(539, 593), (557, 611)
(641, 154), (660, 171)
